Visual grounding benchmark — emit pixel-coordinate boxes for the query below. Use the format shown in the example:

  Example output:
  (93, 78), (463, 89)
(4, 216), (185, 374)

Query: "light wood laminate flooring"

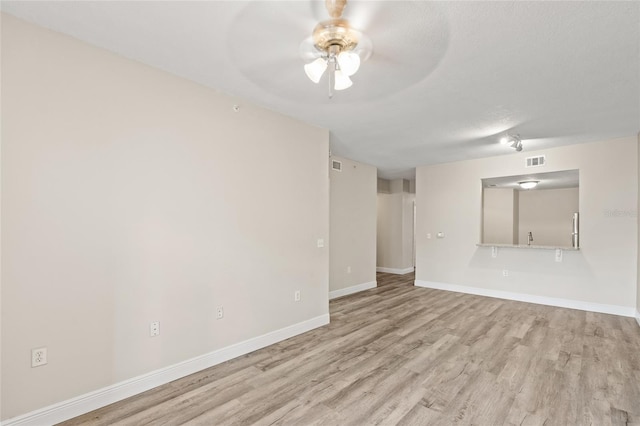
(60, 272), (640, 425)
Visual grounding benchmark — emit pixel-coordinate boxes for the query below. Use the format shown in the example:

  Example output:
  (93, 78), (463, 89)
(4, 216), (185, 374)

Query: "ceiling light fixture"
(518, 181), (539, 190)
(302, 0), (372, 98)
(500, 133), (523, 152)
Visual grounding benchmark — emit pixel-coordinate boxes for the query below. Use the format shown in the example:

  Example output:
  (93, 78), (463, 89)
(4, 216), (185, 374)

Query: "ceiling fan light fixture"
(304, 57), (328, 83)
(301, 0), (372, 97)
(334, 69), (353, 90)
(337, 51), (360, 76)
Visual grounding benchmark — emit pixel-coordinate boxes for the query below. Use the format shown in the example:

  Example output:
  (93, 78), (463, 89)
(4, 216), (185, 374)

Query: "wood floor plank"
(59, 272), (640, 425)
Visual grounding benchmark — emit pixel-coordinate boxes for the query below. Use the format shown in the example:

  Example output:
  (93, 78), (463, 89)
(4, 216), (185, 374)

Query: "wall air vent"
(526, 155), (546, 167)
(332, 160), (342, 171)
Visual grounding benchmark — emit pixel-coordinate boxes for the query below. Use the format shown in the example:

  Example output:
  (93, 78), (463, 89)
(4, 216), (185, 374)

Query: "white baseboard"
(1, 314), (330, 426)
(329, 281), (377, 300)
(376, 267), (414, 275)
(414, 280), (636, 318)
(636, 310), (640, 328)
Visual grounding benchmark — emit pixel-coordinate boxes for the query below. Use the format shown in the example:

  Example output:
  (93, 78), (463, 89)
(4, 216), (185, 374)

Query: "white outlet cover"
(317, 238), (324, 248)
(294, 290), (301, 301)
(149, 321), (160, 337)
(216, 307), (224, 319)
(31, 347), (47, 367)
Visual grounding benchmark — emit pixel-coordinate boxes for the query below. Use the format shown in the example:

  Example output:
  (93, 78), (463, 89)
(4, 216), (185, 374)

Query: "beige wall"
(416, 136), (637, 309)
(513, 190), (520, 245)
(402, 193), (416, 268)
(377, 193), (403, 268)
(377, 177), (390, 194)
(1, 15), (330, 420)
(482, 188), (518, 244)
(518, 187), (579, 247)
(329, 156), (377, 292)
(638, 132), (640, 320)
(389, 178), (410, 194)
(377, 188), (415, 272)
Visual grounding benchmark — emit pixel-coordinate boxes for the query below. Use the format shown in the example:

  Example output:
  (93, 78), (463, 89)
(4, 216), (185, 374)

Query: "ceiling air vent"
(332, 160), (342, 171)
(526, 155), (546, 168)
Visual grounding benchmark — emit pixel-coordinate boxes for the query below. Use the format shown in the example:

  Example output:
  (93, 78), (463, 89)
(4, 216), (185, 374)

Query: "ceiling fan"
(300, 0), (373, 98)
(226, 1), (438, 102)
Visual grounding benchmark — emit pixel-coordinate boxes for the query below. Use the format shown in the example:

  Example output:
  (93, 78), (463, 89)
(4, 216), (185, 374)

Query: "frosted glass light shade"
(518, 181), (538, 190)
(337, 51), (360, 76)
(304, 58), (328, 83)
(334, 70), (353, 90)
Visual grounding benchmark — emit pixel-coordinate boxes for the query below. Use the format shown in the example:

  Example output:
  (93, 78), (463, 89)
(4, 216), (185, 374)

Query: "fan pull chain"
(328, 57), (336, 98)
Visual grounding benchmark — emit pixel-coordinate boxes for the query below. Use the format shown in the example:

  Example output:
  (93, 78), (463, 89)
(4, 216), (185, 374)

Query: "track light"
(500, 134), (523, 152)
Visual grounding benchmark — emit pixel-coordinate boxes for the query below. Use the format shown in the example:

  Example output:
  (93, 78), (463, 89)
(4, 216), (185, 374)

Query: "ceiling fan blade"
(299, 36), (322, 62)
(337, 0), (386, 32)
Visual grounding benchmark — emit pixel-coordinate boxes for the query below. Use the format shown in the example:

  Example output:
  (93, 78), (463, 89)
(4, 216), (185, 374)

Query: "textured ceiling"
(2, 1), (639, 179)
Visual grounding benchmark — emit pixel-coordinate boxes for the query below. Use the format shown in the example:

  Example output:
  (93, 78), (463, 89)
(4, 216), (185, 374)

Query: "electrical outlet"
(31, 347), (47, 367)
(502, 269), (509, 277)
(216, 306), (224, 319)
(555, 249), (563, 262)
(149, 321), (160, 337)
(294, 290), (301, 302)
(347, 266), (351, 274)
